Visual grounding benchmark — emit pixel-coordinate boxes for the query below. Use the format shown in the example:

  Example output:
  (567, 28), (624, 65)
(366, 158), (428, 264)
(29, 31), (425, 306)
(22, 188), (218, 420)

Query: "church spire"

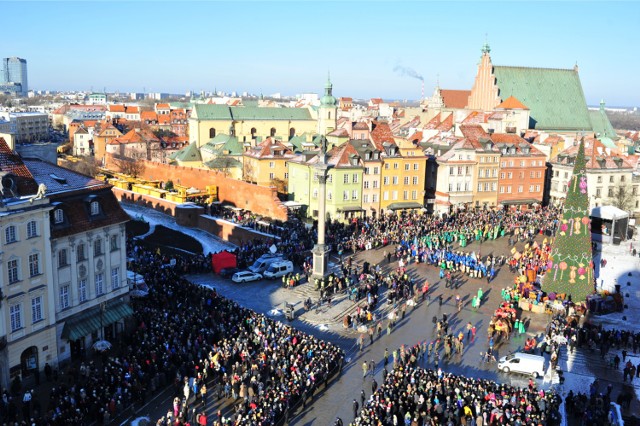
(481, 34), (491, 54)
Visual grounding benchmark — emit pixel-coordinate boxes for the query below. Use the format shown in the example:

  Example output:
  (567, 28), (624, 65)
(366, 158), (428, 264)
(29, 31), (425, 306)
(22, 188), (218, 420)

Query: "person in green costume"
(477, 287), (483, 303)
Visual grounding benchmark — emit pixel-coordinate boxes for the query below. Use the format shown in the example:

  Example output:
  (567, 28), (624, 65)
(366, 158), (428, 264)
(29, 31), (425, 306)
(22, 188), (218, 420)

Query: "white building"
(0, 112), (49, 143)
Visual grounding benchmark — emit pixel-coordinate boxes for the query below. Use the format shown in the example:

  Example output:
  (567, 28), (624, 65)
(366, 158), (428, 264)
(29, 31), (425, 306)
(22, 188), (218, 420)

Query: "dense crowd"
(353, 344), (562, 426)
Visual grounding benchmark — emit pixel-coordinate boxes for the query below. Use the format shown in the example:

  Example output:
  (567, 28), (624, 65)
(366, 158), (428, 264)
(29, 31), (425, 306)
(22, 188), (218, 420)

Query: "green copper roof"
(170, 142), (202, 162)
(589, 105), (618, 140)
(204, 157), (243, 169)
(193, 104), (312, 121)
(201, 133), (243, 156)
(493, 66), (592, 131)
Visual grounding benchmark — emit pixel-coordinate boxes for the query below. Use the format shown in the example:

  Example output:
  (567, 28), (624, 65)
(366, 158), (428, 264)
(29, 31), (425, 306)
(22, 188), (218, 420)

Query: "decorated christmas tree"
(544, 138), (594, 302)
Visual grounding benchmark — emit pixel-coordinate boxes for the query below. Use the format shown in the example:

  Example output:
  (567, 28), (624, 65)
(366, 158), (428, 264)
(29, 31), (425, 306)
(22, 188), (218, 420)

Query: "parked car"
(220, 267), (239, 279)
(263, 260), (294, 279)
(232, 271), (262, 283)
(498, 352), (546, 378)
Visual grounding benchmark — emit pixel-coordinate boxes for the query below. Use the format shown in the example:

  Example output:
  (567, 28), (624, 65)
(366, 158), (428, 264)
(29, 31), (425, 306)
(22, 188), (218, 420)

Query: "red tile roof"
(0, 138), (38, 195)
(460, 124), (489, 143)
(462, 111), (489, 124)
(109, 105), (126, 113)
(554, 137), (633, 170)
(325, 142), (360, 168)
(244, 137), (294, 159)
(370, 121), (396, 150)
(424, 113), (442, 130)
(440, 90), (471, 109)
(436, 113), (454, 131)
(155, 103), (170, 109)
(496, 96), (529, 110)
(370, 98), (383, 104)
(141, 111), (158, 121)
(158, 115), (171, 125)
(352, 122), (369, 130)
(125, 106), (140, 114)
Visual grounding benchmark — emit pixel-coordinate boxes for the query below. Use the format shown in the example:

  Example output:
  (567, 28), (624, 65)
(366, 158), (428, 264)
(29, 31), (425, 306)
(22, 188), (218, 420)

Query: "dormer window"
(54, 209), (64, 224)
(90, 201), (100, 216)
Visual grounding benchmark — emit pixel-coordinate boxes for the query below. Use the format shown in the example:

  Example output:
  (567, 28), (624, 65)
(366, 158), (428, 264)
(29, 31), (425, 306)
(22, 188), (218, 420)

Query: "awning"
(386, 202), (424, 211)
(282, 201), (305, 208)
(339, 206), (364, 212)
(61, 300), (134, 341)
(500, 199), (539, 206)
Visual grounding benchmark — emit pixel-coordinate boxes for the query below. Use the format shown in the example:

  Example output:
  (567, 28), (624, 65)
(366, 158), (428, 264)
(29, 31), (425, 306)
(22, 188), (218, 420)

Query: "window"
(373, 167), (379, 175)
(352, 190), (358, 200)
(501, 161), (506, 168)
(530, 171), (535, 178)
(500, 172), (505, 179)
(90, 201), (100, 216)
(465, 166), (470, 175)
(372, 180), (378, 189)
(403, 191), (408, 200)
(535, 185), (540, 192)
(284, 172), (288, 179)
(269, 172), (275, 180)
(610, 176), (615, 183)
(411, 190), (417, 200)
(596, 188), (602, 197)
(518, 185), (523, 193)
(508, 172), (513, 179)
(343, 174), (349, 184)
(456, 183), (462, 192)
(621, 175), (626, 182)
(509, 161), (514, 167)
(352, 174), (358, 183)
(608, 188), (614, 197)
(269, 161), (275, 169)
(95, 273), (104, 296)
(492, 183), (497, 191)
(27, 221), (37, 238)
(448, 183), (454, 192)
(500, 186), (505, 194)
(393, 163), (399, 169)
(110, 235), (119, 251)
(520, 161), (525, 167)
(392, 191), (398, 200)
(111, 267), (120, 290)
(413, 176), (419, 185)
(59, 285), (70, 310)
(364, 181), (370, 189)
(414, 163), (419, 170)
(485, 169), (490, 178)
(485, 183), (490, 192)
(31, 297), (43, 323)
(8, 259), (19, 284)
(507, 186), (512, 193)
(529, 185), (534, 193)
(94, 238), (103, 256)
(78, 279), (87, 303)
(492, 169), (497, 177)
(364, 167), (370, 175)
(29, 253), (40, 276)
(564, 172), (569, 179)
(457, 167), (463, 175)
(392, 176), (398, 185)
(5, 225), (17, 244)
(58, 249), (68, 268)
(478, 183), (483, 192)
(536, 171), (541, 178)
(404, 176), (409, 185)
(372, 194), (378, 202)
(363, 194), (369, 203)
(404, 163), (410, 171)
(384, 163), (389, 170)
(10, 304), (22, 332)
(312, 189), (318, 199)
(383, 191), (389, 201)
(77, 243), (86, 261)
(343, 191), (349, 201)
(383, 177), (389, 185)
(478, 168), (483, 178)
(54, 209), (64, 224)
(449, 167), (454, 176)
(327, 191), (332, 200)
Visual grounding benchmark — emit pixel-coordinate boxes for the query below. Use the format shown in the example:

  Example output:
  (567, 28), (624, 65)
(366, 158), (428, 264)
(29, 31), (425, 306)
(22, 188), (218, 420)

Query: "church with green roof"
(466, 43), (614, 135)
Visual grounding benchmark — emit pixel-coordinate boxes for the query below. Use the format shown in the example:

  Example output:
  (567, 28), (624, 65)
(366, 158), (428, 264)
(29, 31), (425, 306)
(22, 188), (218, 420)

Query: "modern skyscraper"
(2, 57), (28, 95)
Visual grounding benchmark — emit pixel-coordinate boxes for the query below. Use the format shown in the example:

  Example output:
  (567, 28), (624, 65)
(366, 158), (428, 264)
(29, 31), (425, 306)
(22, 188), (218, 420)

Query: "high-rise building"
(2, 57), (28, 95)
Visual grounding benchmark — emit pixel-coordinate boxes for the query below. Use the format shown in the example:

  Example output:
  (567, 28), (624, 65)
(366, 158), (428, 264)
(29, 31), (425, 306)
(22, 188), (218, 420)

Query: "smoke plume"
(393, 65), (423, 81)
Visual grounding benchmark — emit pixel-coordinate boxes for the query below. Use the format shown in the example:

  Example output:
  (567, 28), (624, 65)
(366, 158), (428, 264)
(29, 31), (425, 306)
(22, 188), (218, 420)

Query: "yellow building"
(243, 138), (296, 191)
(188, 104), (317, 147)
(460, 125), (501, 209)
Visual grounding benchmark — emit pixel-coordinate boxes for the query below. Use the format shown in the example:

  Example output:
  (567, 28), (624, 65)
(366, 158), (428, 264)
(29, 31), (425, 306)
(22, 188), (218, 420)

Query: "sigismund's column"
(312, 136), (332, 281)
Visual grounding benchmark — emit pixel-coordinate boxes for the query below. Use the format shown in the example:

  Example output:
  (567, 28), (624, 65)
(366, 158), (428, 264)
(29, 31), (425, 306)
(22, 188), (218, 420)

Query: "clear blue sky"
(3, 1), (639, 106)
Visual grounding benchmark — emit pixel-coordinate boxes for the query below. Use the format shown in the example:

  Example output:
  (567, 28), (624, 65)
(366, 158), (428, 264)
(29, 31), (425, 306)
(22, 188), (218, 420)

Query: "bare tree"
(243, 160), (255, 183)
(70, 156), (98, 177)
(606, 184), (636, 212)
(112, 156), (146, 178)
(212, 156), (238, 178)
(270, 177), (287, 195)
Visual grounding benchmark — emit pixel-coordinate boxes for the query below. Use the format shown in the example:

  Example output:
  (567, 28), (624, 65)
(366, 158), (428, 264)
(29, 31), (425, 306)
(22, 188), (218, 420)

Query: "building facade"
(1, 57), (28, 96)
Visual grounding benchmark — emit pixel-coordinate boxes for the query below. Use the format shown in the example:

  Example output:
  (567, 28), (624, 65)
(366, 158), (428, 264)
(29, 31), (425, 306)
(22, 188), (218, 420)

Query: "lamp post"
(99, 301), (106, 341)
(311, 136), (333, 282)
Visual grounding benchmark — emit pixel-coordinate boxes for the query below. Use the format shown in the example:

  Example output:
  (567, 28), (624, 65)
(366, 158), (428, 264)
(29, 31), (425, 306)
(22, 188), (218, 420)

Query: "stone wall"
(197, 216), (275, 246)
(105, 153), (288, 221)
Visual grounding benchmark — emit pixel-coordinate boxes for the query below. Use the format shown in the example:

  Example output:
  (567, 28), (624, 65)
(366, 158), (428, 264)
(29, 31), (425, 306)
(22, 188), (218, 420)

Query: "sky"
(2, 1), (639, 107)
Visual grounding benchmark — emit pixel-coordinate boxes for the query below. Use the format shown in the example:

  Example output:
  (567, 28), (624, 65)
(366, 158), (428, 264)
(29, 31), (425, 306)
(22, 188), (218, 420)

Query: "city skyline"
(3, 1), (640, 106)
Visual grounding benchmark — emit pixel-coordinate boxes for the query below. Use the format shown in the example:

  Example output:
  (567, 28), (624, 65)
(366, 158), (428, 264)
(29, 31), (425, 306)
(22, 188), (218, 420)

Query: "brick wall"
(105, 153), (288, 221)
(112, 187), (179, 216)
(197, 216), (275, 246)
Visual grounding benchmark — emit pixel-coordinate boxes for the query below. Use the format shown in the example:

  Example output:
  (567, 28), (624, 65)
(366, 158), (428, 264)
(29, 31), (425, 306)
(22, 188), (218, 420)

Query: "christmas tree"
(544, 138), (594, 302)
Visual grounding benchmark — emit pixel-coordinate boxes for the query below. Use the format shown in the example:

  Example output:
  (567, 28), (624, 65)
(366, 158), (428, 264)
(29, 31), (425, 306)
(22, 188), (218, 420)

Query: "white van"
(498, 352), (546, 378)
(263, 260), (294, 279)
(249, 254), (283, 274)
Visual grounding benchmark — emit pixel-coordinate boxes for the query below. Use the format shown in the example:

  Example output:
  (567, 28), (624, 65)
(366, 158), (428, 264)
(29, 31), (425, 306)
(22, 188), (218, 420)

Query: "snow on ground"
(122, 204), (236, 254)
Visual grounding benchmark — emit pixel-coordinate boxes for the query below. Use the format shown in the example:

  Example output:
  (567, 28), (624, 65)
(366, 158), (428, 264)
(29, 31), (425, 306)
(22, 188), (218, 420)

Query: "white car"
(232, 271), (262, 283)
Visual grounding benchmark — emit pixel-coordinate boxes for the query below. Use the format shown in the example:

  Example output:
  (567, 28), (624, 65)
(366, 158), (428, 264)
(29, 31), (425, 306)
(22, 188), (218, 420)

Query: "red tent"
(212, 251), (237, 273)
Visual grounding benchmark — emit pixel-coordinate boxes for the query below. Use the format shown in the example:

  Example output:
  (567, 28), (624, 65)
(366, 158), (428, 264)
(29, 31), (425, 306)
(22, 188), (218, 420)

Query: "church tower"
(318, 75), (337, 135)
(466, 42), (501, 111)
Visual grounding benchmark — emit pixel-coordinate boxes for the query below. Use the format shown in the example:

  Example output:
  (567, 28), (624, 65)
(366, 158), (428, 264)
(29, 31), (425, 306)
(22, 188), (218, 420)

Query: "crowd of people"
(353, 343), (562, 426)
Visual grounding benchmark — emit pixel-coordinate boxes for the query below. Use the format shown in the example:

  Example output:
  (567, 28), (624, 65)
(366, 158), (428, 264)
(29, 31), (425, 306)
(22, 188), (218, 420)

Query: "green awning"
(339, 206), (364, 212)
(386, 202), (424, 211)
(61, 300), (133, 341)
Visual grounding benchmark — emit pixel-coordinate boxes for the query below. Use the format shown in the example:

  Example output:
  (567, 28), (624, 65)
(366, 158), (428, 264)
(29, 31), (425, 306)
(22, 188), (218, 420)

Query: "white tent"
(591, 205), (629, 221)
(591, 205), (630, 244)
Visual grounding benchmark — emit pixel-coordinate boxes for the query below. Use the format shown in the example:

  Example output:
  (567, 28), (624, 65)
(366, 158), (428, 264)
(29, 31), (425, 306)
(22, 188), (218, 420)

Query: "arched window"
(251, 128), (257, 139)
(289, 128), (296, 140)
(209, 128), (216, 138)
(328, 111), (331, 119)
(270, 128), (276, 137)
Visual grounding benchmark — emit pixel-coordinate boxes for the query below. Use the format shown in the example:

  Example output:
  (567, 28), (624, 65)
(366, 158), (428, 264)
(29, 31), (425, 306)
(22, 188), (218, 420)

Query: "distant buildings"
(0, 111), (49, 143)
(1, 57), (28, 96)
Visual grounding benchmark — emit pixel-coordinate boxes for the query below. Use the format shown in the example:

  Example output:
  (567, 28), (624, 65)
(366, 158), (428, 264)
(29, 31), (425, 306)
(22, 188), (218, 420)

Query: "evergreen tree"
(544, 138), (594, 301)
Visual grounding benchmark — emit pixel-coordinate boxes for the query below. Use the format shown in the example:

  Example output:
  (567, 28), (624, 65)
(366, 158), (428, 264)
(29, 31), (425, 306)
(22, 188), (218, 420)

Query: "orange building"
(493, 134), (547, 206)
